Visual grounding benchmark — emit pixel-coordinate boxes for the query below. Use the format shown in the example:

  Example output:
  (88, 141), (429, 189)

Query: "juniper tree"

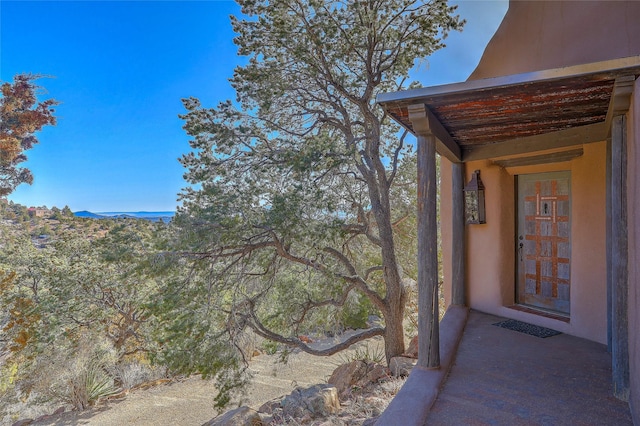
(175, 0), (463, 365)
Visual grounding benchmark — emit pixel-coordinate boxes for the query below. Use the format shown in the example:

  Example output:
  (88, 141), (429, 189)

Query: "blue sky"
(0, 0), (507, 212)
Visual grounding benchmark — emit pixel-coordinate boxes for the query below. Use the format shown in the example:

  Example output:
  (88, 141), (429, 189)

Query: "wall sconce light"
(464, 170), (486, 224)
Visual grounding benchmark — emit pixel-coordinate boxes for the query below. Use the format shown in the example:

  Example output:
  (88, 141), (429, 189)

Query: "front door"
(517, 171), (571, 315)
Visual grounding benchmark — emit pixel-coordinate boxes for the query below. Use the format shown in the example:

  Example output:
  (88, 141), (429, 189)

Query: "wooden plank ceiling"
(377, 57), (640, 162)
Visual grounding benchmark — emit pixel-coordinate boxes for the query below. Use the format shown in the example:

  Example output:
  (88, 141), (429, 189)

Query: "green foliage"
(42, 334), (120, 410)
(80, 362), (119, 408)
(261, 340), (279, 355)
(147, 259), (252, 408)
(174, 0), (462, 367)
(341, 294), (375, 331)
(0, 216), (171, 412)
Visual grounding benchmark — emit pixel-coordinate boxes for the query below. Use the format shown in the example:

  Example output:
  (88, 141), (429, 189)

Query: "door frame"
(515, 170), (572, 316)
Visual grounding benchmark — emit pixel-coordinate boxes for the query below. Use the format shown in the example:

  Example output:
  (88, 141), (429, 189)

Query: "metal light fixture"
(464, 170), (486, 225)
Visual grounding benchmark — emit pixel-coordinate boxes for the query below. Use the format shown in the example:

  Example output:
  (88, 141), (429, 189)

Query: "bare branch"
(388, 129), (407, 186)
(248, 310), (385, 357)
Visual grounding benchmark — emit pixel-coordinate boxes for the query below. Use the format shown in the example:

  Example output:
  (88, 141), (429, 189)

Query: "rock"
(329, 361), (366, 396)
(281, 384), (340, 419)
(389, 356), (417, 377)
(328, 361), (390, 398)
(257, 412), (273, 424)
(366, 363), (391, 384)
(202, 406), (263, 426)
(53, 406), (66, 415)
(327, 360), (367, 398)
(257, 398), (282, 414)
(252, 349), (261, 357)
(11, 420), (33, 426)
(405, 335), (418, 358)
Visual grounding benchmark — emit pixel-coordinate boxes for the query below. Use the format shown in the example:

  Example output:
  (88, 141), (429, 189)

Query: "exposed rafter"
(377, 56), (640, 163)
(408, 103), (461, 163)
(605, 75), (636, 138)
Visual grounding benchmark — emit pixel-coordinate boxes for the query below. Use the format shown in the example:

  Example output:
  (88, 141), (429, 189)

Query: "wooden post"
(417, 132), (440, 369)
(451, 162), (466, 306)
(408, 103), (442, 369)
(606, 136), (612, 353)
(610, 114), (630, 401)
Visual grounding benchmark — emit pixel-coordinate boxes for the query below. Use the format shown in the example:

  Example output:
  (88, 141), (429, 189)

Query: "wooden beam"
(610, 114), (630, 401)
(605, 76), (635, 137)
(606, 134), (613, 353)
(492, 148), (584, 168)
(462, 122), (607, 162)
(605, 77), (633, 356)
(408, 103), (462, 163)
(451, 162), (465, 306)
(417, 133), (440, 369)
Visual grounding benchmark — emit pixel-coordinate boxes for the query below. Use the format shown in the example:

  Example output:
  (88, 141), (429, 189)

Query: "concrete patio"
(379, 309), (633, 425)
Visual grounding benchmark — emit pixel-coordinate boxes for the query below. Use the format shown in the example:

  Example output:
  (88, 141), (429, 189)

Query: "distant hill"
(74, 211), (175, 223)
(74, 210), (106, 219)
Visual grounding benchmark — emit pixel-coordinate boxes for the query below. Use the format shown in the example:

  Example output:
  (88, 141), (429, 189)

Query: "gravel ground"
(27, 336), (386, 426)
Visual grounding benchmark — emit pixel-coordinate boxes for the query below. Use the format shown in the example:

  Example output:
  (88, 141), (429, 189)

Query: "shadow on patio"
(378, 309), (633, 425)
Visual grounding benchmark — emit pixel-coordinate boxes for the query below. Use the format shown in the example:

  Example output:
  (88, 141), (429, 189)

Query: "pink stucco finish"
(470, 1), (640, 79)
(440, 1), (640, 418)
(442, 144), (609, 344)
(441, 1), (640, 350)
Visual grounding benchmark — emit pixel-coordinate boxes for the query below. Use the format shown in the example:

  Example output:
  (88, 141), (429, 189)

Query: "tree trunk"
(379, 235), (406, 364)
(382, 295), (405, 364)
(368, 169), (406, 364)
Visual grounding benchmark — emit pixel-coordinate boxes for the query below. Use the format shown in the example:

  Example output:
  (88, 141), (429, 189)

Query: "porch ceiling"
(377, 56), (640, 162)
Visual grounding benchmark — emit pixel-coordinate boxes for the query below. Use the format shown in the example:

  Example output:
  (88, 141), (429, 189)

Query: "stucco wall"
(437, 0), (640, 418)
(628, 77), (640, 425)
(443, 144), (608, 344)
(469, 1), (640, 80)
(441, 159), (513, 310)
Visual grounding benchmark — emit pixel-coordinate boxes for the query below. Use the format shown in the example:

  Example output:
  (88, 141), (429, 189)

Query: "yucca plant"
(67, 360), (119, 410)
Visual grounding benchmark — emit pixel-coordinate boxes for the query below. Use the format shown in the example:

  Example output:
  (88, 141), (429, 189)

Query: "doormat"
(493, 319), (561, 338)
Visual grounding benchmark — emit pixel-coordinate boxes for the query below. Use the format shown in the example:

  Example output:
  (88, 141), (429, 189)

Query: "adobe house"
(27, 207), (50, 218)
(377, 1), (640, 422)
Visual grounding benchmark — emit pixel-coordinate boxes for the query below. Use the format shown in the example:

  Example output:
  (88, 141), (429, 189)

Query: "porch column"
(451, 162), (466, 306)
(610, 114), (630, 401)
(409, 104), (440, 369)
(606, 76), (633, 401)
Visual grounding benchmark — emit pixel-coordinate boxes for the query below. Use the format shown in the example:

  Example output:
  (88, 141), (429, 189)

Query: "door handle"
(519, 243), (524, 261)
(518, 236), (524, 262)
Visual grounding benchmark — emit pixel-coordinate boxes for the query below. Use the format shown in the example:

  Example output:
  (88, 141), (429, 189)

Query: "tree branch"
(248, 310), (384, 357)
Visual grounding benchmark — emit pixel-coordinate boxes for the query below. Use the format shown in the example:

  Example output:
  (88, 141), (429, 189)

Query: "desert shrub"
(0, 334), (121, 419)
(67, 360), (119, 410)
(340, 293), (376, 331)
(110, 361), (167, 390)
(29, 333), (120, 410)
(261, 340), (280, 355)
(338, 344), (386, 365)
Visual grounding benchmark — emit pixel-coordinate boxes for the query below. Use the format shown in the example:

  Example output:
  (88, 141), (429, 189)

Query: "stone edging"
(374, 305), (469, 426)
